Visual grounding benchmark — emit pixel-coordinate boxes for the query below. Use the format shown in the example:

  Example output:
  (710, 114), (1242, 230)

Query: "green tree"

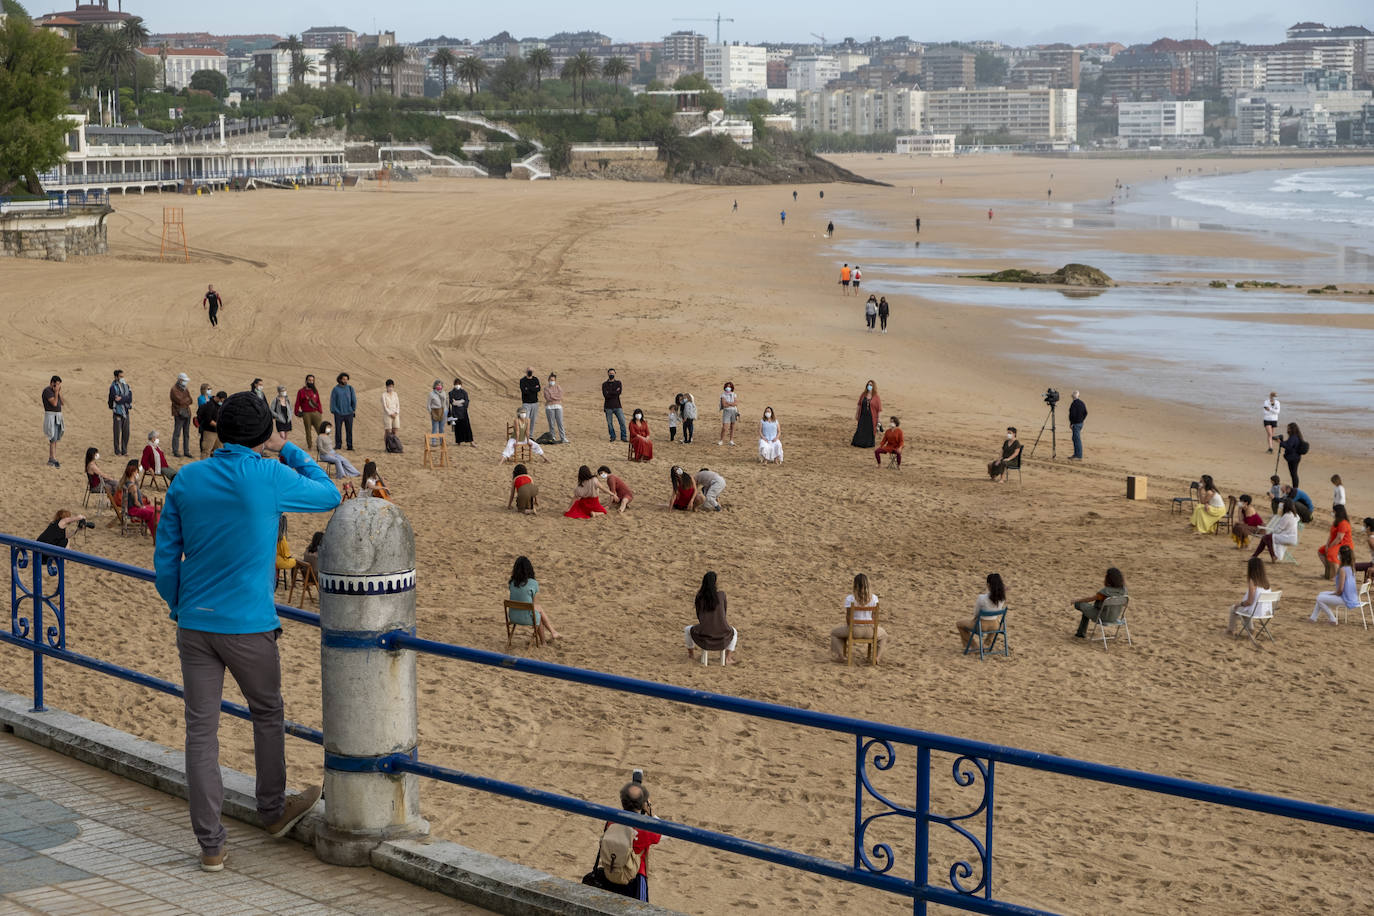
(673, 73), (711, 91)
(289, 52), (317, 87)
(430, 47), (458, 95)
(455, 54), (487, 104)
(189, 68), (228, 99)
(120, 16), (149, 102)
(699, 89), (724, 111)
(544, 133), (571, 170)
(376, 44), (406, 96)
(0, 5), (75, 195)
(560, 51), (600, 107)
(974, 51), (1008, 86)
(525, 46), (552, 90)
(92, 28), (135, 120)
(323, 43), (347, 85)
(602, 55), (630, 89)
(491, 55), (527, 98)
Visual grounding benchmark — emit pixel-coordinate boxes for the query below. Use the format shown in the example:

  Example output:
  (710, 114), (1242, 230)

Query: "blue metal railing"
(5, 534), (1373, 916)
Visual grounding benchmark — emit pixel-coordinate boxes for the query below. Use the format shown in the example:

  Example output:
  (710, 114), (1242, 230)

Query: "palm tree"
(93, 29), (135, 122)
(157, 42), (169, 90)
(561, 51), (600, 107)
(290, 54), (317, 87)
(252, 65), (272, 101)
(120, 16), (149, 102)
(602, 56), (630, 91)
(525, 47), (552, 90)
(376, 44), (407, 96)
(276, 34), (304, 54)
(431, 48), (458, 96)
(324, 43), (347, 85)
(338, 49), (367, 93)
(455, 55), (488, 105)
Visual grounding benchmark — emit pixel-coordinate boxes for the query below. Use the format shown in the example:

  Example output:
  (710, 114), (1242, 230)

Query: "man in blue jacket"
(329, 372), (357, 452)
(155, 392), (341, 872)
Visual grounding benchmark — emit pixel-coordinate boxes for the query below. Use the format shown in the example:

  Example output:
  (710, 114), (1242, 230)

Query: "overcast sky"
(51, 1), (1370, 46)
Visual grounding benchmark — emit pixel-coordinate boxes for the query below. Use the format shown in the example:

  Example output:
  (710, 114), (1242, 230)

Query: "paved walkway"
(0, 732), (491, 915)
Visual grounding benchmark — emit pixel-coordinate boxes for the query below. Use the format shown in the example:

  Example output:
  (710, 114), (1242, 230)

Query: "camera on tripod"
(1043, 388), (1060, 407)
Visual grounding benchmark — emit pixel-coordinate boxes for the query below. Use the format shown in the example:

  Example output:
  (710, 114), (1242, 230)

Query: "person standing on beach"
(853, 381), (881, 448)
(915, 217), (921, 234)
(203, 285), (224, 327)
(1275, 423), (1307, 489)
(449, 378), (474, 446)
(840, 263), (851, 295)
(381, 379), (400, 440)
(826, 220), (834, 238)
(293, 376), (323, 449)
(779, 210), (786, 226)
(851, 265), (862, 293)
(987, 208), (993, 220)
(329, 372), (356, 451)
(170, 373), (193, 458)
(603, 369), (627, 443)
(197, 391), (226, 456)
(155, 392), (339, 872)
(1068, 390), (1087, 460)
(1262, 392), (1280, 452)
(792, 190), (797, 201)
(42, 375), (64, 468)
(519, 368), (542, 437)
(877, 296), (890, 333)
(428, 381), (446, 435)
(544, 372), (567, 443)
(718, 381), (738, 447)
(864, 295), (877, 331)
(108, 369), (133, 457)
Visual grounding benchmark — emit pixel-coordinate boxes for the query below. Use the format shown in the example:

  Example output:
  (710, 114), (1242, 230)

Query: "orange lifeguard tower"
(160, 207), (188, 263)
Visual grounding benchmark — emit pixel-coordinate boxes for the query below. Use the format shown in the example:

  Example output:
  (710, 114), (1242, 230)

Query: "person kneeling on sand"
(669, 466), (703, 511)
(508, 463), (539, 514)
(1072, 568), (1127, 639)
(597, 466), (633, 513)
(831, 573), (887, 662)
(564, 465), (608, 518)
(686, 571), (737, 664)
(957, 573), (1007, 649)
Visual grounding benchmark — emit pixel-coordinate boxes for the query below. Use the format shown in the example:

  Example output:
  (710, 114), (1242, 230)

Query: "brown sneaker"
(264, 785), (322, 838)
(199, 848), (227, 872)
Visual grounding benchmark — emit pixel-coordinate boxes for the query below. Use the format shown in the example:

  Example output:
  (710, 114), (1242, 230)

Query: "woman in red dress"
(628, 409), (653, 461)
(668, 465), (703, 511)
(564, 465), (608, 518)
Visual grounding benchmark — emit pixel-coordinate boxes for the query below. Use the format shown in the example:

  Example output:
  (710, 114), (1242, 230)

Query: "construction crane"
(673, 14), (735, 44)
(811, 32), (827, 47)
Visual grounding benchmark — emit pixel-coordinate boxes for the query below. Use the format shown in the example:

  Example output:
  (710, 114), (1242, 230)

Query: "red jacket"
(141, 443), (169, 472)
(604, 822), (661, 876)
(294, 387), (322, 416)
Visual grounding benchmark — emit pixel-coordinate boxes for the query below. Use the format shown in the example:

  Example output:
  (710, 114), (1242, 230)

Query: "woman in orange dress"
(1318, 505), (1354, 578)
(628, 409), (653, 461)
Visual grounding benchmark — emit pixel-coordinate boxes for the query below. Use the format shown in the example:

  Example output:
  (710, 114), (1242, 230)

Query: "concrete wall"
(0, 207), (112, 262)
(567, 146), (665, 180)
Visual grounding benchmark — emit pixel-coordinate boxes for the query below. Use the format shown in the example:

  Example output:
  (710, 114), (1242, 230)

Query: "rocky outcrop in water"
(970, 264), (1114, 287)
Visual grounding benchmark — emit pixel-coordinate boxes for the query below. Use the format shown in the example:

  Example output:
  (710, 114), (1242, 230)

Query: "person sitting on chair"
(85, 447), (118, 499)
(1317, 505), (1353, 579)
(500, 407), (548, 464)
(141, 431), (177, 482)
(118, 459), (160, 544)
(957, 573), (1007, 649)
(1189, 475), (1226, 533)
(1311, 545), (1358, 624)
(1072, 567), (1127, 638)
(875, 417), (903, 468)
(508, 555), (561, 641)
(987, 428), (1021, 482)
(315, 423), (360, 478)
(302, 531), (324, 576)
(360, 460), (391, 500)
(508, 463), (539, 515)
(1230, 495), (1265, 548)
(830, 573), (886, 662)
(1225, 557), (1269, 636)
(275, 516), (296, 579)
(1251, 499), (1300, 562)
(686, 571), (737, 664)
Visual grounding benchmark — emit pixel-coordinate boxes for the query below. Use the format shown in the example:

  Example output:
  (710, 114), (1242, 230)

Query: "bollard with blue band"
(315, 497), (429, 866)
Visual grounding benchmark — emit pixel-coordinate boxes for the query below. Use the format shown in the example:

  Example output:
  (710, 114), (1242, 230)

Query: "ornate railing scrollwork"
(927, 755), (995, 898)
(854, 737), (918, 876)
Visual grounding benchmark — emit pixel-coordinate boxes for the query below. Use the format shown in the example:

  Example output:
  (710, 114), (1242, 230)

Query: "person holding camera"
(586, 773), (662, 901)
(37, 509), (92, 548)
(1068, 390), (1086, 460)
(1273, 422), (1307, 489)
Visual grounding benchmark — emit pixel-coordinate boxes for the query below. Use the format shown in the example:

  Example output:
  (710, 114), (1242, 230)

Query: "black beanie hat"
(217, 391), (274, 448)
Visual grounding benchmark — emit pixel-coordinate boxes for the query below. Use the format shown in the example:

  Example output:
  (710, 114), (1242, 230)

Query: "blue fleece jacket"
(330, 384), (356, 416)
(155, 442), (340, 634)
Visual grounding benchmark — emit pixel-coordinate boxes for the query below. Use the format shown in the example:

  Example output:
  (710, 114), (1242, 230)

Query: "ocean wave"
(1173, 168), (1374, 230)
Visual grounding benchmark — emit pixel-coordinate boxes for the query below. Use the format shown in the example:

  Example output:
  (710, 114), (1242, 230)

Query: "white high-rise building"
(136, 47), (228, 91)
(924, 87), (1077, 143)
(1117, 101), (1204, 140)
(787, 55), (840, 91)
(703, 42), (767, 94)
(1219, 54), (1266, 94)
(251, 48), (329, 98)
(1234, 97), (1280, 145)
(796, 88), (927, 135)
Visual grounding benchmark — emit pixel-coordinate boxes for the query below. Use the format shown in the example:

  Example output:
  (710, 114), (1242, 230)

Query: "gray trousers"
(702, 479), (726, 509)
(177, 627), (286, 854)
(522, 402), (541, 436)
(112, 413), (130, 455)
(172, 413), (191, 456)
(545, 405), (566, 441)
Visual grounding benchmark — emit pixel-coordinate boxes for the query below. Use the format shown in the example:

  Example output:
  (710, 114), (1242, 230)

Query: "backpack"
(535, 431), (558, 445)
(595, 823), (641, 886)
(1298, 440), (1310, 456)
(384, 430), (404, 453)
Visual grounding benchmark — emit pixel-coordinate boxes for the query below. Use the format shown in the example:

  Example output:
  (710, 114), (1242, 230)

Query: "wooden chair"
(505, 424), (530, 465)
(1213, 496), (1238, 536)
(114, 489), (160, 538)
(843, 602), (881, 666)
(505, 599), (545, 648)
(288, 564), (318, 605)
(423, 433), (450, 469)
(138, 465), (165, 491)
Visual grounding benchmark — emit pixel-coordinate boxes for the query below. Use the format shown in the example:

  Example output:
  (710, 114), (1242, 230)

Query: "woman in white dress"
(499, 407), (549, 464)
(757, 407), (783, 465)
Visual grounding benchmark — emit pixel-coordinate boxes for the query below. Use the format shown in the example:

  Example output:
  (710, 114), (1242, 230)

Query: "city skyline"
(44, 0), (1369, 47)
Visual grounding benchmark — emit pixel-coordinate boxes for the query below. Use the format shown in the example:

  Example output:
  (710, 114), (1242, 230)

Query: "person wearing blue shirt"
(1282, 484), (1314, 524)
(329, 372), (357, 452)
(154, 392), (340, 872)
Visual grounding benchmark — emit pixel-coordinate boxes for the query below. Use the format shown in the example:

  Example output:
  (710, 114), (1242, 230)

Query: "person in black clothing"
(915, 217), (921, 234)
(518, 368), (542, 438)
(1274, 422), (1306, 488)
(202, 285), (224, 327)
(826, 220), (834, 237)
(1068, 390), (1087, 460)
(197, 391), (227, 456)
(603, 369), (627, 442)
(37, 509), (88, 549)
(448, 378), (473, 446)
(877, 297), (890, 333)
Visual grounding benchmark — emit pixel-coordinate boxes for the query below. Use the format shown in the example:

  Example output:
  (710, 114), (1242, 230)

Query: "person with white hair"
(1068, 390), (1087, 460)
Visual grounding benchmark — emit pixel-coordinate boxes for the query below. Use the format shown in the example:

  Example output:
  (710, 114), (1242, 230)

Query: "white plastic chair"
(698, 647), (727, 666)
(1351, 581), (1371, 631)
(1236, 589), (1279, 645)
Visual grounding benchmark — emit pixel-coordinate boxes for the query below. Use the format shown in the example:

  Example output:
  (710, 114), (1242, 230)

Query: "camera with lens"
(77, 519), (96, 530)
(1043, 388), (1060, 407)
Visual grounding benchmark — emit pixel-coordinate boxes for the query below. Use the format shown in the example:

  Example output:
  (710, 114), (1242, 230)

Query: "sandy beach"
(2, 152), (1373, 914)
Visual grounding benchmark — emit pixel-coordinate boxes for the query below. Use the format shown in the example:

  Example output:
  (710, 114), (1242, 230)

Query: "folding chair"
(1086, 595), (1132, 648)
(1172, 481), (1201, 515)
(505, 599), (545, 648)
(81, 479), (110, 519)
(963, 607), (1008, 660)
(138, 466), (165, 492)
(843, 602), (881, 666)
(288, 565), (318, 605)
(1236, 589), (1279, 645)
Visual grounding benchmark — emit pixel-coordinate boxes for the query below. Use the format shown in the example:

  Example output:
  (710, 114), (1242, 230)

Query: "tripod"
(1029, 404), (1057, 459)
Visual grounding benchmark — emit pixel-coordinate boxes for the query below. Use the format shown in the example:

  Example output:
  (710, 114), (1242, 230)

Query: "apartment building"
(1298, 105), (1336, 145)
(787, 55), (840, 91)
(1233, 97), (1281, 144)
(796, 87), (926, 135)
(251, 47), (329, 98)
(1148, 38), (1218, 88)
(1117, 100), (1204, 140)
(302, 27), (356, 50)
(924, 87), (1077, 142)
(136, 47), (228, 91)
(1240, 85), (1374, 116)
(1103, 49), (1190, 99)
(704, 42), (767, 94)
(1010, 45), (1081, 89)
(921, 47), (975, 90)
(663, 30), (706, 70)
(1219, 54), (1266, 94)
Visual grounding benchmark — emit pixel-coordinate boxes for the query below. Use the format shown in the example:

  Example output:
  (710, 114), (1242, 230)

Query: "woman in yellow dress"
(1190, 474), (1227, 533)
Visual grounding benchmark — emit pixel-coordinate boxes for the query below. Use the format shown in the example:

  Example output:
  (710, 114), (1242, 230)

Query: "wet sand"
(1, 154), (1373, 914)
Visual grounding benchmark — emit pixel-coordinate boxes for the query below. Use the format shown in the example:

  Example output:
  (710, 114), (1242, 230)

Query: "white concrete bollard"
(316, 497), (429, 866)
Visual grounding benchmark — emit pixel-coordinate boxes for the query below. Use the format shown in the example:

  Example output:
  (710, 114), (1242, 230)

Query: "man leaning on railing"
(154, 392), (341, 873)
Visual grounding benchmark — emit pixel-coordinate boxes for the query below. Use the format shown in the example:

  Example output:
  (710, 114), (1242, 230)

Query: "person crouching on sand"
(565, 465), (607, 518)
